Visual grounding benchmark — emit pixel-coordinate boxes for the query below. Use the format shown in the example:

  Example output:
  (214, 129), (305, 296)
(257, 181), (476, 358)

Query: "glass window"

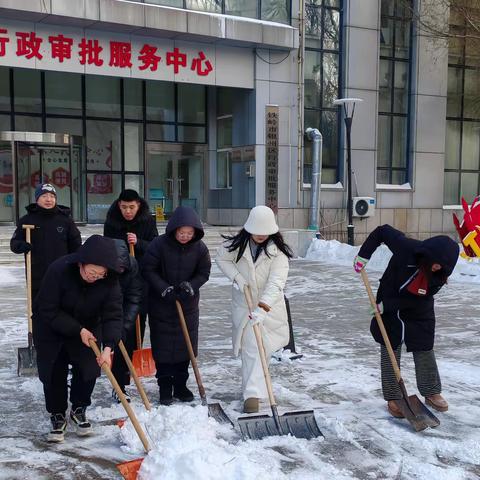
(46, 117), (83, 136)
(217, 116), (233, 149)
(146, 123), (175, 142)
(304, 51), (321, 110)
(14, 69), (42, 114)
(261, 0), (289, 24)
(145, 0), (182, 6)
(225, 0), (257, 18)
(185, 0), (221, 13)
(124, 78), (143, 120)
(86, 75), (121, 118)
(124, 123), (144, 171)
(216, 150), (232, 188)
(177, 125), (206, 143)
(15, 115), (42, 132)
(87, 173), (122, 223)
(146, 81), (175, 122)
(461, 122), (480, 170)
(322, 53), (339, 107)
(464, 69), (480, 119)
(0, 113), (10, 130)
(0, 67), (10, 112)
(125, 174), (145, 196)
(45, 72), (82, 116)
(177, 84), (206, 124)
(447, 67), (462, 117)
(445, 121), (461, 170)
(86, 120), (121, 171)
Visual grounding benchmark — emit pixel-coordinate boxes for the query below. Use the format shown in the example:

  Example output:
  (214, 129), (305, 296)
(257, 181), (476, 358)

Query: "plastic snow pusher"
(88, 339), (150, 480)
(129, 242), (156, 377)
(237, 286), (323, 440)
(361, 269), (440, 432)
(175, 300), (233, 426)
(17, 225), (37, 376)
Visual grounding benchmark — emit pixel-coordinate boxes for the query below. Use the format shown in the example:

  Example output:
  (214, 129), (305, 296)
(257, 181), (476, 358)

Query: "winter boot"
(425, 394), (448, 412)
(173, 384), (194, 402)
(70, 407), (92, 436)
(47, 413), (67, 443)
(158, 377), (173, 406)
(243, 398), (259, 414)
(387, 400), (404, 418)
(111, 387), (131, 404)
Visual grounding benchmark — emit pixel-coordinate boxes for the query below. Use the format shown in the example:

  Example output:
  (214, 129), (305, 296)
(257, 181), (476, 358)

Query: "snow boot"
(243, 398), (259, 414)
(158, 377), (173, 406)
(47, 413), (67, 443)
(111, 387), (131, 404)
(387, 400), (405, 418)
(425, 394), (448, 412)
(70, 407), (92, 436)
(173, 384), (194, 402)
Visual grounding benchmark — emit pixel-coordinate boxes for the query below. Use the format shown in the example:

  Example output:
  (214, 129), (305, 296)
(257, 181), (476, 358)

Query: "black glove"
(161, 285), (176, 303)
(19, 242), (32, 254)
(178, 281), (195, 299)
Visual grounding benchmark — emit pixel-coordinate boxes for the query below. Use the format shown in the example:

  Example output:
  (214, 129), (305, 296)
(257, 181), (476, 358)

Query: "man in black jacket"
(10, 183), (82, 300)
(354, 225), (459, 418)
(33, 235), (123, 443)
(110, 239), (143, 403)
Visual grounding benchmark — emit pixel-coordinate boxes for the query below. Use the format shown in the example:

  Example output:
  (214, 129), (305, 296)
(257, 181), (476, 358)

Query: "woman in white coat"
(216, 206), (293, 413)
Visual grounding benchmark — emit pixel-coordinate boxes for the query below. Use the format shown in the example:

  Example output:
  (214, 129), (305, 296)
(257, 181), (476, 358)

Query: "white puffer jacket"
(216, 241), (289, 356)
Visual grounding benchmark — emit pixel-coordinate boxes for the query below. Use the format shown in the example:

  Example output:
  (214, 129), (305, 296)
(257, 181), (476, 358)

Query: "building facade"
(0, 0), (476, 244)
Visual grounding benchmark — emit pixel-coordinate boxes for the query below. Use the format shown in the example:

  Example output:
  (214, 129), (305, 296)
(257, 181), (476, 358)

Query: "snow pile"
(304, 238), (480, 283)
(119, 404), (353, 480)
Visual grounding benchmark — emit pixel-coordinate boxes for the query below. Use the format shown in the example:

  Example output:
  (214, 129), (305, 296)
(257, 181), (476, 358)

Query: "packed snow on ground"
(0, 244), (479, 480)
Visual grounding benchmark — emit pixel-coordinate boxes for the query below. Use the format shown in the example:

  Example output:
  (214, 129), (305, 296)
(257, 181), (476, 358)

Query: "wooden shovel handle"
(244, 286), (277, 408)
(118, 340), (151, 411)
(89, 339), (150, 453)
(175, 300), (207, 401)
(129, 242), (135, 257)
(127, 242), (143, 351)
(360, 269), (402, 383)
(23, 225), (35, 337)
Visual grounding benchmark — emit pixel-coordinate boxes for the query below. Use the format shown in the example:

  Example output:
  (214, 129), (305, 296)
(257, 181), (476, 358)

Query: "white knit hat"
(244, 206), (279, 235)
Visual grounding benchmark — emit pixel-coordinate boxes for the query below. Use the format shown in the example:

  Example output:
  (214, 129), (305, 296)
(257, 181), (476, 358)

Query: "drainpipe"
(305, 127), (322, 231)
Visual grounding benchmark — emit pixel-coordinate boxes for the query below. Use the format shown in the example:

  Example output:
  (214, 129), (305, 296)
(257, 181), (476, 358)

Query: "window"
(377, 0), (412, 185)
(303, 0), (342, 185)
(45, 72), (82, 116)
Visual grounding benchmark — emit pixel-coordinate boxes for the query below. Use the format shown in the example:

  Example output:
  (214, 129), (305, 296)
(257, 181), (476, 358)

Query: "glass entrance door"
(145, 143), (205, 219)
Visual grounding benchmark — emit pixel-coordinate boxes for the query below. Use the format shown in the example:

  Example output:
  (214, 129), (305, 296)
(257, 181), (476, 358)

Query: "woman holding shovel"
(142, 206), (211, 406)
(216, 206), (293, 414)
(354, 224), (459, 418)
(33, 235), (123, 443)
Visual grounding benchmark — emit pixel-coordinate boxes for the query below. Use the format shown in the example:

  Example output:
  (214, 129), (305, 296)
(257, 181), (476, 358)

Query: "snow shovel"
(175, 300), (233, 426)
(360, 269), (440, 431)
(18, 224), (37, 376)
(88, 339), (150, 480)
(237, 287), (323, 440)
(129, 242), (156, 377)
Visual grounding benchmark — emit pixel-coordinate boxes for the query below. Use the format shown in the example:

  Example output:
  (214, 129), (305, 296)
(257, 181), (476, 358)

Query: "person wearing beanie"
(103, 189), (158, 347)
(215, 206), (293, 414)
(142, 206), (211, 406)
(32, 235), (123, 443)
(353, 224), (459, 418)
(10, 183), (82, 300)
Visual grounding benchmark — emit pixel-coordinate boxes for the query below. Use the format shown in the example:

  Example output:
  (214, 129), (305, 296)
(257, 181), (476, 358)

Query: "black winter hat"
(71, 235), (121, 273)
(118, 189), (141, 202)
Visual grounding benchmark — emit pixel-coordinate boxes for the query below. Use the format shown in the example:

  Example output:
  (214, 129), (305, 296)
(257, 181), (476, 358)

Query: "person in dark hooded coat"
(354, 224), (459, 418)
(110, 239), (143, 403)
(142, 206), (211, 405)
(10, 183), (82, 300)
(32, 235), (123, 443)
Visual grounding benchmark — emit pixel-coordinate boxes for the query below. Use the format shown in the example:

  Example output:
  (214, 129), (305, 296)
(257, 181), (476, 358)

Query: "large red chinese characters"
(453, 196), (480, 257)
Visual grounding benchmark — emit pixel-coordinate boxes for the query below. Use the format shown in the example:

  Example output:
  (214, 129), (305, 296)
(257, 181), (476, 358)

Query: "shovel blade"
(396, 394), (440, 431)
(132, 348), (156, 377)
(238, 414), (281, 440)
(208, 403), (234, 427)
(17, 346), (37, 376)
(117, 458), (144, 480)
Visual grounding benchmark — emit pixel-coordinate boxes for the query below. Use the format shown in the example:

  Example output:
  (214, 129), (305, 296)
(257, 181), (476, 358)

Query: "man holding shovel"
(354, 224), (459, 418)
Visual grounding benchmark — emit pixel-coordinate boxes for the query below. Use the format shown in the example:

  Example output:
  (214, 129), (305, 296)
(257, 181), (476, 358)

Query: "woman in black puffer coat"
(354, 224), (459, 418)
(142, 206), (211, 405)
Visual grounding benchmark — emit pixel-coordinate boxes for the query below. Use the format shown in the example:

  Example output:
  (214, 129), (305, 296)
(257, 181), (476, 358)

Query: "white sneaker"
(70, 407), (92, 436)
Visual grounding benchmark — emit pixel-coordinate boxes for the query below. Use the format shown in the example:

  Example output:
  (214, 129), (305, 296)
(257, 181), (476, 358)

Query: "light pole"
(333, 97), (363, 246)
(305, 127), (323, 231)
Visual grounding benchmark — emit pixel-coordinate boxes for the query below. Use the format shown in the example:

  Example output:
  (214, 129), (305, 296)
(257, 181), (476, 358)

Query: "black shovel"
(237, 287), (323, 440)
(18, 225), (37, 376)
(361, 269), (440, 431)
(175, 300), (233, 426)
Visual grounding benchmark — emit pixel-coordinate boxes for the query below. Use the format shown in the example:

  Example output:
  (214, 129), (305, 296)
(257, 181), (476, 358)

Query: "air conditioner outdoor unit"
(353, 197), (376, 218)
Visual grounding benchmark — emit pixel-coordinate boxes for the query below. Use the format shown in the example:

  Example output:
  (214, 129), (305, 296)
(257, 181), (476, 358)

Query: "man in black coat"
(104, 189), (158, 344)
(110, 239), (143, 403)
(354, 224), (459, 418)
(10, 183), (82, 300)
(142, 206), (211, 405)
(33, 235), (123, 443)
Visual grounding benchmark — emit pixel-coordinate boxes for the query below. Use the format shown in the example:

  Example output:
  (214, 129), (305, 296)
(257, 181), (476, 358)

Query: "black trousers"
(42, 345), (96, 415)
(155, 360), (190, 387)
